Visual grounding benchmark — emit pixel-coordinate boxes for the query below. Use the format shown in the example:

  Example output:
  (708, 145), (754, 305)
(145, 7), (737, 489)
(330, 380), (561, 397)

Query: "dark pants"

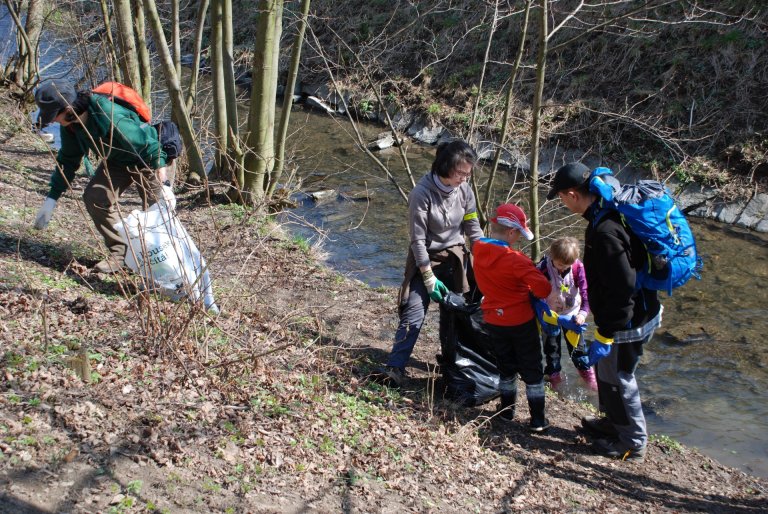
(596, 335), (651, 449)
(386, 261), (457, 370)
(543, 331), (579, 375)
(82, 162), (163, 259)
(485, 319), (546, 421)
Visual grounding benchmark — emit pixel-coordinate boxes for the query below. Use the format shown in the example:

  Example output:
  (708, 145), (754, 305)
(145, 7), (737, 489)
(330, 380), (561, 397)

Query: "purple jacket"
(537, 256), (590, 320)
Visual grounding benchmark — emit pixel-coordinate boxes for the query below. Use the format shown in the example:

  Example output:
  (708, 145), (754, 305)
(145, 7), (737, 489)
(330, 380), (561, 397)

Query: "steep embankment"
(1, 91), (767, 511)
(238, 1), (766, 197)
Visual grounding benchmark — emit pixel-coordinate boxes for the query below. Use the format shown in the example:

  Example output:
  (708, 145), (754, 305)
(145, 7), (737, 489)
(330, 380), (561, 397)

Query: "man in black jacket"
(548, 162), (663, 461)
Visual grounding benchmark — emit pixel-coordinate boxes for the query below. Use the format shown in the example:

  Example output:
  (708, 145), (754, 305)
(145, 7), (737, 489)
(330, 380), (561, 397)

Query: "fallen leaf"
(64, 448), (79, 463)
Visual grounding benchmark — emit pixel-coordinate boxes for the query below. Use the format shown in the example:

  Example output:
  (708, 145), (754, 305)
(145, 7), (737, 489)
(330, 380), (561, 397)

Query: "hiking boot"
(528, 417), (550, 433)
(495, 405), (515, 423)
(581, 415), (619, 437)
(578, 368), (598, 391)
(93, 255), (124, 274)
(593, 438), (646, 461)
(370, 366), (407, 388)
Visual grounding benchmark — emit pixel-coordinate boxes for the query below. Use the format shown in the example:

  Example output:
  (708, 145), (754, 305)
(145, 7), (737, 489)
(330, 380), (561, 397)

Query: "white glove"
(34, 197), (57, 229)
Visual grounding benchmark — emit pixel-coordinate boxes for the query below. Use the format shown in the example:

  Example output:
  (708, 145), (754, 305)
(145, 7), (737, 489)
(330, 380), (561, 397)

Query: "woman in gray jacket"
(377, 140), (483, 386)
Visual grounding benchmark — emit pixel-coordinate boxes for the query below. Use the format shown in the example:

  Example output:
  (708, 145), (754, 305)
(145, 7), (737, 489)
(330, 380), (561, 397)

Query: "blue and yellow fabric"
(557, 315), (588, 349)
(531, 296), (560, 336)
(587, 330), (613, 365)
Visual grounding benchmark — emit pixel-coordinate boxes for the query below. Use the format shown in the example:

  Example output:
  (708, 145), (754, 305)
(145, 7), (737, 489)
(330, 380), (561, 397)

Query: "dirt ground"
(1, 94), (766, 513)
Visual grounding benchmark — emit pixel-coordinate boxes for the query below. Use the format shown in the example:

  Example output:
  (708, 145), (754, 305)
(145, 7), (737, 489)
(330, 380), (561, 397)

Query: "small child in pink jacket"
(537, 237), (597, 390)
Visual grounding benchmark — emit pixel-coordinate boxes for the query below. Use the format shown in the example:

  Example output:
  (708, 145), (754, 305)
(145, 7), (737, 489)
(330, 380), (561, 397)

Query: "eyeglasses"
(451, 166), (472, 179)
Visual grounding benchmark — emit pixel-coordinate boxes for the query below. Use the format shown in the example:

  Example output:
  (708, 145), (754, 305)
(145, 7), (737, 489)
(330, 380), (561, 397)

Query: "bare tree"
(527, 0), (553, 261)
(483, 0), (533, 226)
(185, 0), (210, 112)
(112, 0), (142, 91)
(271, 0), (311, 196)
(242, 0), (283, 204)
(171, 0), (182, 79)
(210, 0), (229, 177)
(143, 0), (206, 182)
(221, 0), (241, 177)
(98, 0), (122, 81)
(133, 0), (152, 108)
(2, 0), (45, 92)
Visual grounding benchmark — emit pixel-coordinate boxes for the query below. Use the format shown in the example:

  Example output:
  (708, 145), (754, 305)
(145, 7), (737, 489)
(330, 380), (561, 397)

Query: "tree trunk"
(483, 0), (532, 223)
(185, 0), (209, 112)
(243, 0), (282, 205)
(98, 0), (122, 81)
(171, 0), (181, 79)
(143, 0), (206, 183)
(271, 0), (310, 196)
(528, 0), (548, 262)
(113, 0), (142, 91)
(222, 0), (241, 178)
(210, 0), (229, 177)
(132, 0), (152, 109)
(23, 0), (44, 87)
(3, 0), (37, 90)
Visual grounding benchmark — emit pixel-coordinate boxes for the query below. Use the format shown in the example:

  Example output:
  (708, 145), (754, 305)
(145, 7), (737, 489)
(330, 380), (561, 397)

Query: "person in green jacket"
(32, 79), (170, 273)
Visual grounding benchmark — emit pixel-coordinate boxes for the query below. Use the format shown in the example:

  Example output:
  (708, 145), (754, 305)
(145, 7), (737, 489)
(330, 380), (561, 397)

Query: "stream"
(7, 5), (766, 479)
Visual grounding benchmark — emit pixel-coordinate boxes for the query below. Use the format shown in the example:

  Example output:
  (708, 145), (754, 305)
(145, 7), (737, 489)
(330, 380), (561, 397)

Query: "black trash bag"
(438, 291), (500, 407)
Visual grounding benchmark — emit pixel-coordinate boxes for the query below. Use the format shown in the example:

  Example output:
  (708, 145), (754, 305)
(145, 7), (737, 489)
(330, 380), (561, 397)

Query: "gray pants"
(596, 334), (652, 449)
(82, 162), (163, 259)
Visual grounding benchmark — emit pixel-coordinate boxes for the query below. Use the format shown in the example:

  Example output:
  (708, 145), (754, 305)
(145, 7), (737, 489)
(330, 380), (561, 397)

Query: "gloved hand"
(34, 197), (57, 229)
(532, 296), (560, 336)
(158, 184), (176, 211)
(422, 269), (449, 302)
(586, 330), (614, 367)
(558, 315), (588, 334)
(571, 347), (591, 371)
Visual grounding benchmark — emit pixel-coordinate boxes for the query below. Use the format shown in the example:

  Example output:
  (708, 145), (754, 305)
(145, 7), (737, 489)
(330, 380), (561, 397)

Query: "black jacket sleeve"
(589, 224), (637, 337)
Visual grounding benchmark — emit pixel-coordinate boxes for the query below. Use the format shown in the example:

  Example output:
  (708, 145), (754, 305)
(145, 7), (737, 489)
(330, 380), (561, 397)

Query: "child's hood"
(474, 238), (514, 266)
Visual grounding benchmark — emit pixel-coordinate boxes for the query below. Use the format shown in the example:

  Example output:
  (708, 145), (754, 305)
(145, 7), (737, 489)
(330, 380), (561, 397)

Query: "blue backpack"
(589, 167), (703, 295)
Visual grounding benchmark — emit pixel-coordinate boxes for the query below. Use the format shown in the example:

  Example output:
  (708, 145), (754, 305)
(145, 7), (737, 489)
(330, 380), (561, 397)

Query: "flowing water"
(6, 5), (766, 478)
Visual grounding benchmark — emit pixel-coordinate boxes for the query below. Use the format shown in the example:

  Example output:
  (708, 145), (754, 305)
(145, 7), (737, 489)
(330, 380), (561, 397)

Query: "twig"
(205, 335), (320, 370)
(41, 291), (49, 353)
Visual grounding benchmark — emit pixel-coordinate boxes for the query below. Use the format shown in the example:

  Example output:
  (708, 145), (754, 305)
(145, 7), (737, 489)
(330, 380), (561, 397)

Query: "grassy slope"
(1, 92), (767, 511)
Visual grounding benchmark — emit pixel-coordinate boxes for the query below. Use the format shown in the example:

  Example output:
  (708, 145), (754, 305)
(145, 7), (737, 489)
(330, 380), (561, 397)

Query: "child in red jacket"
(473, 204), (552, 431)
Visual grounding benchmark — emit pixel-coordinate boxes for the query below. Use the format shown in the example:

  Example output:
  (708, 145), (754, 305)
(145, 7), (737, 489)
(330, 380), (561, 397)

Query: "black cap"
(34, 80), (77, 127)
(546, 162), (591, 200)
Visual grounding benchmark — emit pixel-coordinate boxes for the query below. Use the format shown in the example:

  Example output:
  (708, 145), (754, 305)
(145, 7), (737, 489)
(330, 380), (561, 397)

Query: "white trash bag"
(113, 189), (219, 313)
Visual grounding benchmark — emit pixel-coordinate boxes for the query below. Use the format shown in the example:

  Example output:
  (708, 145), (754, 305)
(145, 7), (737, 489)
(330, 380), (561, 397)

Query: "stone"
(309, 189), (337, 205)
(713, 199), (747, 224)
(305, 96), (336, 115)
(675, 183), (718, 214)
(391, 111), (415, 132)
(406, 117), (443, 144)
(367, 132), (402, 151)
(436, 129), (456, 146)
(735, 193), (768, 229)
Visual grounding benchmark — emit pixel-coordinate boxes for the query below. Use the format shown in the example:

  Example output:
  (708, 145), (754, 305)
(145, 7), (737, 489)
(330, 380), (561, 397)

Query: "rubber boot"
(526, 381), (550, 432)
(497, 376), (518, 422)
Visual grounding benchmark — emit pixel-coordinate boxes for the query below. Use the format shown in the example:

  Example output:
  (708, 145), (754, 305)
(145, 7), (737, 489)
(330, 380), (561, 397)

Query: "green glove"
(422, 269), (449, 302)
